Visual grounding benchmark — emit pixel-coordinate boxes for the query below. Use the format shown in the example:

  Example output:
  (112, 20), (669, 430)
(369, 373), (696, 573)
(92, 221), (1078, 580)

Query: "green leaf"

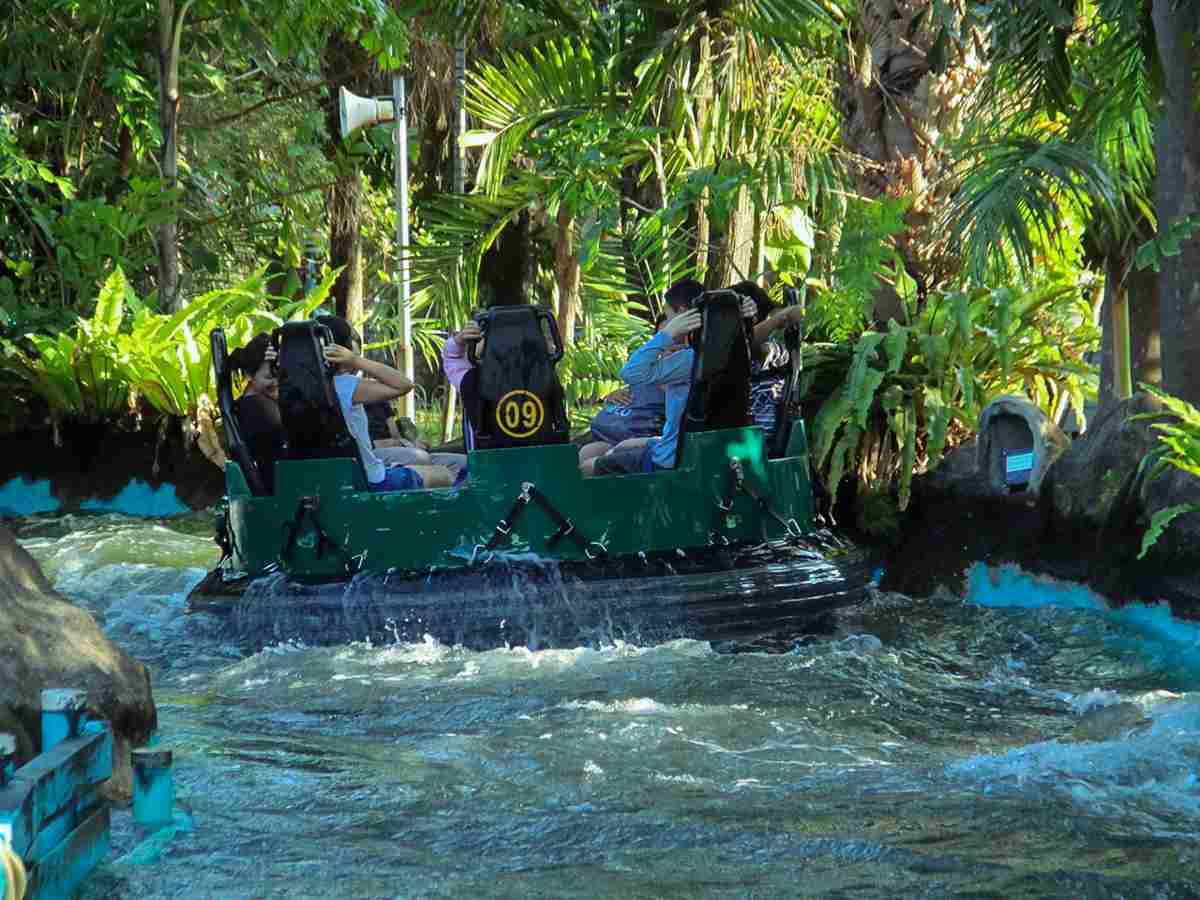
(1138, 503), (1200, 559)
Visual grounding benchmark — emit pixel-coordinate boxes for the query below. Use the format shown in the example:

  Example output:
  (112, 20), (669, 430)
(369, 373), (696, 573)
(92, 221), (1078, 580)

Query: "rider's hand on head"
(457, 322), (483, 343)
(740, 297), (757, 320)
(782, 304), (805, 325)
(664, 308), (702, 340)
(324, 344), (356, 367)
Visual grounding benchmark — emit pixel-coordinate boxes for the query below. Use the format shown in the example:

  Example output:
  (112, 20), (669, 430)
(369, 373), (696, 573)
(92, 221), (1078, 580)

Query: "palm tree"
(948, 0), (1200, 409)
(1150, 0), (1200, 407)
(410, 0), (844, 332)
(834, 0), (989, 313)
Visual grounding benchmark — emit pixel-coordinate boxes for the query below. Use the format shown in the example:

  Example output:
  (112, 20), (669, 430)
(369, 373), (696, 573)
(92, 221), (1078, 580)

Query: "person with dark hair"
(583, 278), (756, 475)
(729, 280), (805, 447)
(315, 315), (453, 491)
(227, 332), (286, 492)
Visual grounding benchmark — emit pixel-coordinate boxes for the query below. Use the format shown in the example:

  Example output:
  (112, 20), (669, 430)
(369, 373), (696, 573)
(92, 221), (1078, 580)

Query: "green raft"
(190, 299), (871, 648)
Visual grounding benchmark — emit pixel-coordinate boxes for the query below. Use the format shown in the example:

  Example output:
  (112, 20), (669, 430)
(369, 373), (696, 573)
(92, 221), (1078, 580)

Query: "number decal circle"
(495, 389), (545, 438)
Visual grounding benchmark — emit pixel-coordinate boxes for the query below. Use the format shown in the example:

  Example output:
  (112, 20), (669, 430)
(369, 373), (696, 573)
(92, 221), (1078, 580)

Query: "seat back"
(463, 305), (569, 449)
(675, 290), (752, 465)
(273, 320), (358, 463)
(210, 327), (269, 496)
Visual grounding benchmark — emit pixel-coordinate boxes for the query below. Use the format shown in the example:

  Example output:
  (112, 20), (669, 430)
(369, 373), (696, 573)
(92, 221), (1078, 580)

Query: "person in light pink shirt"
(442, 321), (483, 450)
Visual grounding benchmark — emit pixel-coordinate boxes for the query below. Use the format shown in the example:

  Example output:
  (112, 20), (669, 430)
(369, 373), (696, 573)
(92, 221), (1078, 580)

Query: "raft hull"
(191, 425), (874, 648)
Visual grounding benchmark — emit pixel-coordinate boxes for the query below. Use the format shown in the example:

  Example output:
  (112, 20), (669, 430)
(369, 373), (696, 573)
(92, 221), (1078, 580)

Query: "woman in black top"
(228, 333), (285, 492)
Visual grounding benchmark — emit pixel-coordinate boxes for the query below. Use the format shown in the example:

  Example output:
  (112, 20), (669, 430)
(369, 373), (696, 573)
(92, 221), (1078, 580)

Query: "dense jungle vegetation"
(2, 0), (1198, 517)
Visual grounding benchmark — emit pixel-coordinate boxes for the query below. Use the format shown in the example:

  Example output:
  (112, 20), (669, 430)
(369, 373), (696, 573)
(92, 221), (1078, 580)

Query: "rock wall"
(0, 525), (157, 800)
(0, 425), (224, 516)
(881, 391), (1200, 618)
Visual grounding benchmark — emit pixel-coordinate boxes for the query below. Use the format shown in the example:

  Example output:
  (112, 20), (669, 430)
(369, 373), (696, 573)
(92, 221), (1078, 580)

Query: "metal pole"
(393, 75), (415, 422)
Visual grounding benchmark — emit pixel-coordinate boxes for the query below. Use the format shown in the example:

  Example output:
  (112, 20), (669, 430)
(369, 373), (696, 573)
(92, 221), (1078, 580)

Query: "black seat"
(210, 327), (269, 496)
(272, 321), (359, 464)
(463, 305), (569, 449)
(675, 289), (752, 466)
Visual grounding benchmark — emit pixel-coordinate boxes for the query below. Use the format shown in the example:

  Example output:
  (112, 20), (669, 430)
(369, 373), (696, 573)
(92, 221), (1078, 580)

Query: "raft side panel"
(227, 427), (814, 578)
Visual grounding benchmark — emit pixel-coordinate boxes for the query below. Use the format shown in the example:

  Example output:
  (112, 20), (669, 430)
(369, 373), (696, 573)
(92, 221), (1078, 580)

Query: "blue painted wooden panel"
(0, 729), (112, 858)
(26, 806), (110, 900)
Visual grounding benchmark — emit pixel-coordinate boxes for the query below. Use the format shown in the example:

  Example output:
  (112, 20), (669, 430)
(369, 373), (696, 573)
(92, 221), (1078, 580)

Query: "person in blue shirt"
(584, 280), (755, 476)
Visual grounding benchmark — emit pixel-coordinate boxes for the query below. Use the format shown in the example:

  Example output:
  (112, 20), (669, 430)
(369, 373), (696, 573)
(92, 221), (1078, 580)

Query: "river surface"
(13, 513), (1200, 898)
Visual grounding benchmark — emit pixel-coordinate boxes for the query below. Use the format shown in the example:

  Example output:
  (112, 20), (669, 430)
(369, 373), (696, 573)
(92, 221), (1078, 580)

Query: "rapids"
(12, 512), (1200, 898)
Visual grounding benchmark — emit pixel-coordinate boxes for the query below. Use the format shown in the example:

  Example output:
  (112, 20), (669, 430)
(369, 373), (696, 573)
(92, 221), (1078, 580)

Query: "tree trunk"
(156, 0), (190, 311)
(836, 0), (986, 300)
(704, 185), (756, 289)
(554, 207), (581, 345)
(1099, 256), (1162, 411)
(1152, 0), (1200, 405)
(479, 208), (533, 304)
(322, 32), (370, 325)
(327, 170), (364, 323)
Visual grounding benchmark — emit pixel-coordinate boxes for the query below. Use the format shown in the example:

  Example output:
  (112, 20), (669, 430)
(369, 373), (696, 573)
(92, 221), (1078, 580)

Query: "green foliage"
(0, 266), (338, 433)
(1134, 213), (1200, 273)
(1134, 388), (1200, 558)
(0, 269), (133, 424)
(808, 273), (1097, 508)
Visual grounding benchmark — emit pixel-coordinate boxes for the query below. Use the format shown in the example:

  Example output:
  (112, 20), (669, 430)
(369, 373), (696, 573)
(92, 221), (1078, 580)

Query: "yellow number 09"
(496, 390), (544, 438)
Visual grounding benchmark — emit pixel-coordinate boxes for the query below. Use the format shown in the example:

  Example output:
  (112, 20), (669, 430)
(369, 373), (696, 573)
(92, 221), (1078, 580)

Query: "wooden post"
(132, 749), (175, 831)
(0, 734), (14, 788)
(40, 689), (86, 753)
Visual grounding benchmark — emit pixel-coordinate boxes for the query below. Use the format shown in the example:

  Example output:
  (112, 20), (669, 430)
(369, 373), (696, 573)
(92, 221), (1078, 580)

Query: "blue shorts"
(368, 465), (424, 492)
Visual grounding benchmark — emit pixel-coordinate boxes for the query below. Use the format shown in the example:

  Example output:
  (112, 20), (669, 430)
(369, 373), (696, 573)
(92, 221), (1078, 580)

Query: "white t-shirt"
(333, 373), (385, 484)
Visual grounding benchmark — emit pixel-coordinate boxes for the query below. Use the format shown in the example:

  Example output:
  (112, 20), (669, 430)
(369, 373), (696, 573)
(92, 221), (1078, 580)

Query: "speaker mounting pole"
(392, 74), (415, 422)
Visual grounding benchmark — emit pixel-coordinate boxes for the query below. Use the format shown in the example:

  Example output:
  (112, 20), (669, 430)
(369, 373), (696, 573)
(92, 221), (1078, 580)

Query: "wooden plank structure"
(0, 690), (112, 900)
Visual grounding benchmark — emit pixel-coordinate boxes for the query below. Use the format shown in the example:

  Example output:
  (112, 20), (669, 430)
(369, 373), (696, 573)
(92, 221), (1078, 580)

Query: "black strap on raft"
(475, 482), (607, 563)
(716, 459), (804, 540)
(280, 496), (358, 571)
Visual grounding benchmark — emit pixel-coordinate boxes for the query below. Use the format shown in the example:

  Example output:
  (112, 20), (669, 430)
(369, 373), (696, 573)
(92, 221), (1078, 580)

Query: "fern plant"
(0, 268), (133, 427)
(1134, 388), (1200, 559)
(808, 274), (1097, 509)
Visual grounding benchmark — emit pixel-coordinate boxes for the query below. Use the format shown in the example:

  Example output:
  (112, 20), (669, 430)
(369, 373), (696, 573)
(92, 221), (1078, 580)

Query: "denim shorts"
(367, 465), (424, 492)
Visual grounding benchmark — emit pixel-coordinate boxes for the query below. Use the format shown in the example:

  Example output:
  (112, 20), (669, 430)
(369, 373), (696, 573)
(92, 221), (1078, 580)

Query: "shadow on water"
(227, 531), (878, 652)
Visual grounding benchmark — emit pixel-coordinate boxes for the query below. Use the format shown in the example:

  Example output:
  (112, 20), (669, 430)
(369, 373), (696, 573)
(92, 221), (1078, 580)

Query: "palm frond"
(944, 136), (1118, 279)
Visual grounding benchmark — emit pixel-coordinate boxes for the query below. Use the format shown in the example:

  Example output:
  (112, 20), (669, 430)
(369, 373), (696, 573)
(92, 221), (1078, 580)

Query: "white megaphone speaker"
(338, 87), (395, 138)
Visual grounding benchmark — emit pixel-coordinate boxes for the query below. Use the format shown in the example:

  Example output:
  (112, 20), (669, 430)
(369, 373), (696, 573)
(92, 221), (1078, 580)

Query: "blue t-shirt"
(619, 331), (693, 469)
(589, 382), (665, 444)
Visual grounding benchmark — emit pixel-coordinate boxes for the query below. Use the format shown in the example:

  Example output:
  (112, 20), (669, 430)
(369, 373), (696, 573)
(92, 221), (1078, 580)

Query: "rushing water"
(13, 513), (1200, 898)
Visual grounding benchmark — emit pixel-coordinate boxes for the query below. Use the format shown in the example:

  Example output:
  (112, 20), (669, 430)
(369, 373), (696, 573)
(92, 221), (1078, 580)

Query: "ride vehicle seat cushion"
(467, 305), (570, 449)
(681, 290), (752, 446)
(274, 321), (358, 462)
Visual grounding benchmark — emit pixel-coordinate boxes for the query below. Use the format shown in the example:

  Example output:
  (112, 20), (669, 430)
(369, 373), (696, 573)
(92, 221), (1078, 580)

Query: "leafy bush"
(808, 274), (1097, 509)
(0, 266), (338, 449)
(1135, 388), (1200, 558)
(0, 270), (132, 427)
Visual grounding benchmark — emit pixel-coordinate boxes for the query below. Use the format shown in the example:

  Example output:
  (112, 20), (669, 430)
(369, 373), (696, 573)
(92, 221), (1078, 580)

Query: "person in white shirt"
(316, 315), (453, 491)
